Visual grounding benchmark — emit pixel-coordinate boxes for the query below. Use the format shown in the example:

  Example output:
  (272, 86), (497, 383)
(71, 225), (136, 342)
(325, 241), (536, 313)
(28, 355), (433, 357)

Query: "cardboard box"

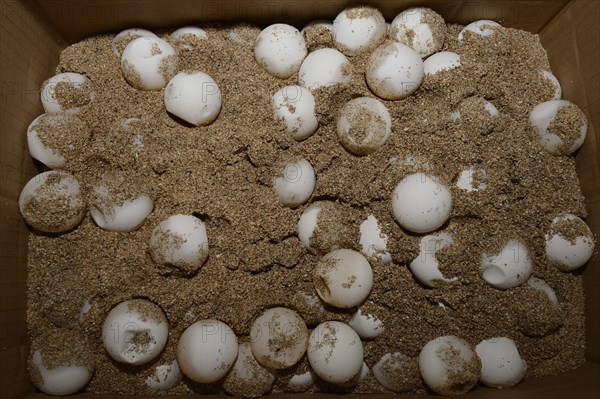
(1, 0), (598, 397)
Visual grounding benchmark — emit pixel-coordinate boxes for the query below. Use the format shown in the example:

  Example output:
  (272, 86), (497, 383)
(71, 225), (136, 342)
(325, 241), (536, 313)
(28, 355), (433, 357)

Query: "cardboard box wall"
(0, 0), (598, 397)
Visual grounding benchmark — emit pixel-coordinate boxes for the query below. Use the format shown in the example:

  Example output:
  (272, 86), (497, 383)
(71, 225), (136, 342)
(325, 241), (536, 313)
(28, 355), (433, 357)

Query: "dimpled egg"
(331, 6), (387, 56)
(423, 51), (460, 75)
(313, 249), (373, 308)
(272, 85), (318, 140)
(410, 232), (457, 287)
(365, 41), (424, 100)
(458, 20), (502, 42)
(373, 352), (421, 392)
(419, 336), (481, 396)
(223, 343), (276, 397)
(475, 337), (527, 388)
(545, 214), (595, 271)
(41, 72), (94, 114)
(389, 7), (446, 58)
(481, 240), (533, 289)
(121, 37), (177, 90)
(298, 48), (352, 90)
(254, 24), (307, 78)
(307, 321), (363, 384)
(273, 159), (316, 207)
(337, 97), (392, 155)
(529, 100), (588, 155)
(392, 173), (452, 233)
(164, 71), (222, 126)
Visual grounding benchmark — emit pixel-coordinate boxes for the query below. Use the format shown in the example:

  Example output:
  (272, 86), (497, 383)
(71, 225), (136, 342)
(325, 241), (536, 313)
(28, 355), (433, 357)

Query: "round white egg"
(307, 321), (363, 384)
(529, 100), (588, 154)
(223, 342), (276, 397)
(287, 370), (317, 392)
(90, 185), (153, 232)
(41, 72), (94, 114)
(30, 350), (92, 396)
(298, 204), (321, 250)
(121, 37), (177, 90)
(298, 48), (352, 91)
(423, 51), (460, 75)
(475, 337), (527, 388)
(540, 70), (562, 100)
(373, 352), (420, 392)
(149, 214), (209, 275)
(177, 319), (238, 383)
(146, 360), (182, 391)
(392, 173), (453, 233)
(164, 71), (222, 126)
(254, 24), (307, 78)
(272, 85), (318, 140)
(273, 159), (316, 208)
(112, 28), (158, 56)
(419, 336), (481, 396)
(389, 7), (446, 58)
(456, 166), (488, 192)
(481, 240), (533, 289)
(545, 214), (595, 271)
(458, 20), (502, 42)
(410, 232), (457, 287)
(337, 97), (392, 155)
(301, 20), (333, 36)
(365, 41), (424, 100)
(359, 214), (392, 264)
(170, 26), (207, 49)
(331, 6), (387, 56)
(313, 249), (373, 308)
(102, 299), (169, 366)
(18, 171), (86, 233)
(250, 307), (308, 369)
(348, 307), (384, 339)
(527, 277), (559, 305)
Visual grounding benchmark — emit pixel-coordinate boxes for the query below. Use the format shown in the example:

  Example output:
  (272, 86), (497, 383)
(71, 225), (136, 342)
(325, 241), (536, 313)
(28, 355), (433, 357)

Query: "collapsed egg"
(410, 232), (457, 287)
(331, 6), (387, 56)
(337, 97), (392, 155)
(389, 7), (446, 58)
(41, 72), (94, 114)
(121, 37), (178, 90)
(475, 337), (527, 388)
(298, 48), (352, 90)
(254, 24), (307, 78)
(545, 213), (595, 271)
(481, 240), (533, 289)
(273, 159), (316, 207)
(223, 342), (276, 397)
(272, 85), (318, 140)
(529, 100), (588, 155)
(164, 71), (222, 126)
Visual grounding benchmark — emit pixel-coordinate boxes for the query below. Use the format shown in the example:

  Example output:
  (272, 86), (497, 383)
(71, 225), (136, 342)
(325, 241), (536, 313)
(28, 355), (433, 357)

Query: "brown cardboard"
(1, 0), (598, 398)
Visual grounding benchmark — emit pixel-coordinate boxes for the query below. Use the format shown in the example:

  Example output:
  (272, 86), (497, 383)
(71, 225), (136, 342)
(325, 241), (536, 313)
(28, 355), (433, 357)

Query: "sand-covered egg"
(177, 319), (238, 383)
(389, 7), (446, 58)
(458, 20), (502, 42)
(307, 321), (363, 384)
(527, 277), (559, 305)
(112, 28), (158, 56)
(529, 100), (588, 155)
(540, 70), (562, 100)
(337, 97), (392, 155)
(19, 171), (86, 233)
(298, 201), (353, 254)
(164, 71), (222, 126)
(254, 24), (307, 78)
(169, 26), (208, 49)
(146, 360), (182, 391)
(102, 299), (168, 366)
(545, 214), (595, 271)
(475, 337), (527, 388)
(481, 240), (532, 289)
(121, 37), (177, 90)
(89, 182), (153, 232)
(273, 159), (316, 207)
(299, 48), (352, 90)
(313, 249), (373, 308)
(41, 72), (94, 114)
(410, 232), (457, 287)
(423, 51), (460, 75)
(456, 166), (488, 192)
(223, 342), (276, 397)
(373, 352), (421, 393)
(331, 6), (386, 56)
(272, 85), (318, 140)
(359, 214), (392, 264)
(348, 306), (384, 339)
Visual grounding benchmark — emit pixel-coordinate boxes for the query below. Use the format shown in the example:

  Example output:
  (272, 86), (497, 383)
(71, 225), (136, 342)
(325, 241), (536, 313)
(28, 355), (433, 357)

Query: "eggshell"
(273, 159), (316, 207)
(456, 166), (488, 192)
(112, 28), (158, 56)
(373, 352), (421, 392)
(164, 71), (221, 126)
(332, 6), (386, 56)
(41, 72), (94, 114)
(389, 8), (446, 57)
(254, 24), (307, 78)
(272, 85), (318, 140)
(475, 337), (527, 388)
(223, 343), (275, 397)
(146, 360), (182, 391)
(348, 307), (384, 339)
(529, 100), (587, 155)
(337, 97), (392, 155)
(359, 214), (392, 264)
(545, 214), (595, 271)
(423, 51), (460, 75)
(90, 185), (153, 232)
(527, 277), (559, 305)
(121, 37), (177, 90)
(410, 232), (457, 287)
(458, 20), (502, 42)
(298, 48), (352, 90)
(481, 240), (533, 289)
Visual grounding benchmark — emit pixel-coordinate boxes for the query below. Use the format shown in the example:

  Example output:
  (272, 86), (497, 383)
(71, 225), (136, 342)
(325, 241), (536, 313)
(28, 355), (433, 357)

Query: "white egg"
(338, 361), (369, 388)
(288, 370), (317, 392)
(164, 71), (222, 126)
(392, 173), (453, 233)
(51, 298), (91, 328)
(90, 185), (153, 232)
(223, 342), (276, 397)
(313, 249), (373, 308)
(298, 48), (352, 91)
(112, 28), (158, 56)
(308, 321), (363, 384)
(410, 232), (457, 287)
(254, 24), (307, 78)
(18, 171), (86, 233)
(481, 240), (533, 289)
(373, 352), (420, 392)
(484, 101), (499, 116)
(301, 20), (333, 35)
(298, 205), (320, 250)
(337, 97), (392, 155)
(419, 336), (481, 396)
(297, 201), (350, 254)
(540, 70), (562, 100)
(332, 6), (387, 56)
(545, 214), (595, 271)
(450, 111), (461, 121)
(177, 319), (238, 383)
(146, 360), (182, 391)
(527, 277), (559, 306)
(170, 26), (208, 49)
(250, 307), (308, 369)
(149, 214), (209, 275)
(458, 20), (502, 42)
(529, 100), (588, 154)
(348, 307), (384, 339)
(295, 292), (327, 326)
(102, 299), (169, 366)
(121, 37), (177, 90)
(359, 215), (392, 264)
(30, 350), (92, 396)
(365, 41), (424, 100)
(273, 159), (316, 207)
(456, 166), (488, 192)
(389, 7), (446, 58)
(41, 72), (94, 114)
(475, 337), (527, 388)
(272, 85), (318, 140)
(423, 51), (460, 75)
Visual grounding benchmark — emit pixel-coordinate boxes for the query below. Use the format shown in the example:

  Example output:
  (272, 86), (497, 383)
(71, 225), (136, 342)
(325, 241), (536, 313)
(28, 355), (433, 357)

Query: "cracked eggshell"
(313, 249), (373, 308)
(475, 337), (527, 388)
(273, 159), (316, 207)
(307, 321), (363, 384)
(223, 343), (276, 397)
(529, 100), (587, 155)
(359, 214), (392, 264)
(389, 7), (446, 58)
(272, 85), (318, 140)
(348, 307), (384, 339)
(146, 360), (182, 391)
(409, 232), (457, 287)
(481, 240), (533, 289)
(102, 299), (169, 366)
(545, 214), (595, 271)
(332, 6), (387, 56)
(423, 51), (460, 75)
(121, 37), (177, 90)
(254, 24), (307, 78)
(298, 48), (352, 91)
(458, 20), (502, 42)
(41, 72), (94, 114)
